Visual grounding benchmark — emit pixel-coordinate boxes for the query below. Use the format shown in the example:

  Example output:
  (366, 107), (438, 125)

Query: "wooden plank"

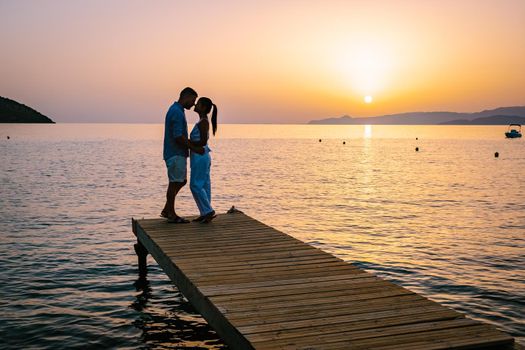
(151, 231), (300, 246)
(201, 272), (375, 296)
(297, 325), (512, 350)
(168, 248), (338, 265)
(237, 304), (453, 335)
(160, 241), (315, 258)
(218, 288), (415, 314)
(200, 271), (372, 294)
(210, 283), (408, 308)
(145, 228), (278, 240)
(190, 267), (362, 286)
(242, 310), (462, 343)
(141, 219), (273, 233)
(251, 318), (482, 349)
(224, 294), (426, 321)
(227, 298), (435, 327)
(187, 261), (357, 280)
(132, 213), (516, 350)
(179, 256), (342, 272)
(209, 277), (391, 303)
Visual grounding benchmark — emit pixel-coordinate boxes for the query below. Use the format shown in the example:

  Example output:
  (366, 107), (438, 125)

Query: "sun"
(336, 41), (394, 101)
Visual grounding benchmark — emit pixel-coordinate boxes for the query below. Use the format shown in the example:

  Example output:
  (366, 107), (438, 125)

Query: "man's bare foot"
(167, 216), (190, 224)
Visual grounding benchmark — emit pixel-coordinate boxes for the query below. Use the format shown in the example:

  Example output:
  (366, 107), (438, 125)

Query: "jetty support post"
(132, 218), (149, 277)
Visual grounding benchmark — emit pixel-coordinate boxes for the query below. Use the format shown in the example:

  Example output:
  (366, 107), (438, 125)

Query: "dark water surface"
(1, 124), (524, 348)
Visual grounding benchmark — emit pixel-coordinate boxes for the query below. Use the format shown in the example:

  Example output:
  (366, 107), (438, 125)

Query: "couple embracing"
(161, 87), (217, 224)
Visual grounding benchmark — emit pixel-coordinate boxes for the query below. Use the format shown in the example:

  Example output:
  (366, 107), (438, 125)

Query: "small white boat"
(505, 124), (522, 138)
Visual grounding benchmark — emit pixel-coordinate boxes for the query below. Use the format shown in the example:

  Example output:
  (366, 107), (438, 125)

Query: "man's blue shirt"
(163, 102), (188, 160)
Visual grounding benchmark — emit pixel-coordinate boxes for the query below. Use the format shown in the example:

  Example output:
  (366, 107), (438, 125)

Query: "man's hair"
(180, 87), (198, 99)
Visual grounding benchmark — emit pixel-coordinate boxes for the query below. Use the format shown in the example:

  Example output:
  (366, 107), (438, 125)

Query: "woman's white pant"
(190, 152), (213, 216)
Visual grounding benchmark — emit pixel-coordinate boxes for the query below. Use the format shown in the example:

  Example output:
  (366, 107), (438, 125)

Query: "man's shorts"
(165, 155), (187, 183)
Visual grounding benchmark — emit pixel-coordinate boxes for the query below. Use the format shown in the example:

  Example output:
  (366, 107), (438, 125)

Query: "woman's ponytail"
(211, 104), (218, 136)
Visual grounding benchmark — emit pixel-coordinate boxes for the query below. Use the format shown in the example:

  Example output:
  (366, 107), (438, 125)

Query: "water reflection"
(364, 124), (372, 138)
(131, 275), (227, 349)
(131, 276), (151, 312)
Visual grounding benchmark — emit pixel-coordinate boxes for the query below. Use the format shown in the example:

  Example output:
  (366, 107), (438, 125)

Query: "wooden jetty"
(132, 212), (519, 349)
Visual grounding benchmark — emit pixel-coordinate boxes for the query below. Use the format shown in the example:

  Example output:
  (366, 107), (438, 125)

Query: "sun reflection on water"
(364, 124), (372, 138)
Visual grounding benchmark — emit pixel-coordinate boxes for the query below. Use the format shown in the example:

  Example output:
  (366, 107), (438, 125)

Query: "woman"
(190, 97), (217, 223)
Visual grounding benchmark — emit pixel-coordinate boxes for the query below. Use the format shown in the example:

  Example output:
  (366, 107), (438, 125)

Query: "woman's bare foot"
(200, 211), (216, 224)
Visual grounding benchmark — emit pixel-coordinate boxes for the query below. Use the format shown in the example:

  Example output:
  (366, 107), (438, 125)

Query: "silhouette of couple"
(161, 87), (218, 224)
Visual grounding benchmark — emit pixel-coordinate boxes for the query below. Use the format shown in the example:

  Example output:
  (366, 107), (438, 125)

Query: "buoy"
(415, 147), (419, 152)
(495, 152), (499, 158)
(7, 136), (10, 140)
(416, 137), (418, 140)
(343, 141), (346, 145)
(319, 139), (322, 142)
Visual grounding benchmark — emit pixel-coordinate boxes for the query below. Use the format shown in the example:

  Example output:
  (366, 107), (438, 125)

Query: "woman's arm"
(192, 120), (209, 147)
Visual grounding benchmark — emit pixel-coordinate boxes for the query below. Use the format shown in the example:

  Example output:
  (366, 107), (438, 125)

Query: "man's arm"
(172, 112), (204, 154)
(175, 135), (204, 154)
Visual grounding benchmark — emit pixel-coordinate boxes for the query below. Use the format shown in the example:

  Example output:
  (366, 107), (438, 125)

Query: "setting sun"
(364, 95), (373, 104)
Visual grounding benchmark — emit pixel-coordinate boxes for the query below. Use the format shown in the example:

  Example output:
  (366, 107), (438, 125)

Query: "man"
(161, 87), (204, 223)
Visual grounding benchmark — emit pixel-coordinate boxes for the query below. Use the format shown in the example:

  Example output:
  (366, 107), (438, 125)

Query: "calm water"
(1, 124), (524, 348)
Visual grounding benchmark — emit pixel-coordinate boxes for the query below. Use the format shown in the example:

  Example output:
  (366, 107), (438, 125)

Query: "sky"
(1, 0), (524, 123)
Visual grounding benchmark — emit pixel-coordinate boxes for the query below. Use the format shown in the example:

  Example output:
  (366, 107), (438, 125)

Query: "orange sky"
(1, 0), (524, 123)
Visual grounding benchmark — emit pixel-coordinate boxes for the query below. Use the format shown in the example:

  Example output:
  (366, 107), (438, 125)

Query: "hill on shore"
(309, 106), (525, 125)
(0, 96), (54, 123)
(440, 115), (525, 125)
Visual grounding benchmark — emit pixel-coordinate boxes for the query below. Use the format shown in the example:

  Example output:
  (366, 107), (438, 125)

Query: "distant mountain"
(0, 96), (54, 123)
(440, 115), (525, 125)
(308, 106), (525, 125)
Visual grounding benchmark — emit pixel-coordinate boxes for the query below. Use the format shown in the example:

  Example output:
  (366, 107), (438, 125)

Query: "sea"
(0, 123), (524, 349)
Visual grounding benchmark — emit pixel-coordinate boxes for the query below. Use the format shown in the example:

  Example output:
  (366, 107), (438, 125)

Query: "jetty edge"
(131, 211), (519, 349)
